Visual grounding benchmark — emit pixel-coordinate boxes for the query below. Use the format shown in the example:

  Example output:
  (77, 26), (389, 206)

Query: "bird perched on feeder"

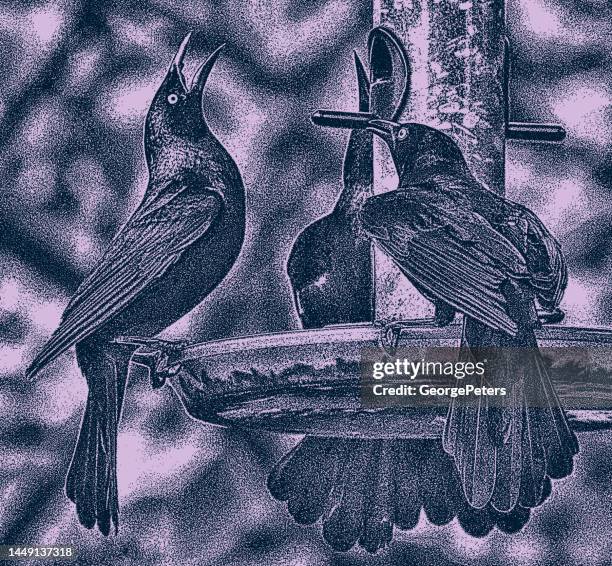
(274, 52), (377, 551)
(287, 25), (412, 328)
(312, 110), (578, 513)
(273, 32), (532, 553)
(286, 52), (374, 328)
(26, 34), (246, 534)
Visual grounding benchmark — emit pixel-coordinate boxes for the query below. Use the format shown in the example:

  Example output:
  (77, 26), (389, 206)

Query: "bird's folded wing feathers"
(520, 206), (567, 310)
(360, 188), (529, 336)
(27, 183), (223, 376)
(491, 201), (567, 311)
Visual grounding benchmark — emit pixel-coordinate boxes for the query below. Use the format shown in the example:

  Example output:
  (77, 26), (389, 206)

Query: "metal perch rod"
(311, 111), (567, 143)
(506, 122), (566, 142)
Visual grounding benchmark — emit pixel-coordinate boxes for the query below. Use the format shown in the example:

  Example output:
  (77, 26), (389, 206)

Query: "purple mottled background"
(0, 0), (611, 564)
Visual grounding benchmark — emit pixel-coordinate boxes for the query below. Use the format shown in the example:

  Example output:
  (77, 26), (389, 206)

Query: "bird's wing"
(483, 194), (567, 311)
(514, 204), (567, 310)
(360, 187), (530, 336)
(27, 181), (223, 376)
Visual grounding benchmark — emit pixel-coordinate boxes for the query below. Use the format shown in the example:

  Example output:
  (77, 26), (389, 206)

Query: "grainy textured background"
(0, 0), (610, 564)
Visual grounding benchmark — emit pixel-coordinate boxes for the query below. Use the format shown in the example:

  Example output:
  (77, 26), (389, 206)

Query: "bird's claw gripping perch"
(379, 322), (402, 356)
(376, 303), (456, 355)
(377, 307), (566, 354)
(376, 318), (440, 355)
(114, 336), (188, 389)
(538, 307), (565, 325)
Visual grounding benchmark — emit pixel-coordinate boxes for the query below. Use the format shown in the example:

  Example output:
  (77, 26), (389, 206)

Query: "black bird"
(285, 25), (413, 329)
(271, 49), (385, 553)
(286, 52), (374, 328)
(26, 34), (246, 534)
(314, 112), (578, 513)
(272, 54), (377, 552)
(273, 39), (530, 552)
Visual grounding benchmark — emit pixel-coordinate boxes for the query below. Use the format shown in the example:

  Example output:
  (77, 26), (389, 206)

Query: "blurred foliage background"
(0, 0), (610, 564)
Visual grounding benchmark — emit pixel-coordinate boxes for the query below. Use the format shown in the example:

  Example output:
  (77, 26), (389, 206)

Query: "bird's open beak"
(171, 32), (192, 91)
(365, 119), (397, 138)
(191, 44), (225, 95)
(170, 34), (224, 96)
(311, 110), (396, 141)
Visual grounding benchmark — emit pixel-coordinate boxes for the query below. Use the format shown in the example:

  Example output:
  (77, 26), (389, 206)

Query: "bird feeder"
(122, 1), (612, 477)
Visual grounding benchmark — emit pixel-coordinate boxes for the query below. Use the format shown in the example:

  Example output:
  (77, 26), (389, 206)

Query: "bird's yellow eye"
(167, 93), (179, 105)
(397, 128), (407, 140)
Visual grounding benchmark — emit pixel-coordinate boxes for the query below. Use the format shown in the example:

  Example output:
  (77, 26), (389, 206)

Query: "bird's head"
(312, 111), (469, 184)
(145, 33), (224, 149)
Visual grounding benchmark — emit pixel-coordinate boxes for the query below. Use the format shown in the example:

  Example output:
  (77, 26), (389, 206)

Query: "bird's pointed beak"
(173, 32), (192, 69)
(190, 44), (225, 95)
(311, 110), (397, 141)
(365, 119), (397, 140)
(171, 32), (192, 91)
(352, 52), (370, 112)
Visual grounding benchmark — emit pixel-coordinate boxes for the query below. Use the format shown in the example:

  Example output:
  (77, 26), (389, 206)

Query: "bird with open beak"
(272, 36), (544, 552)
(312, 109), (578, 515)
(286, 52), (374, 328)
(26, 33), (246, 535)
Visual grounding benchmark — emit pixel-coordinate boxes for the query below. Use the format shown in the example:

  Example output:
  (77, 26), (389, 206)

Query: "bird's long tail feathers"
(268, 437), (536, 552)
(65, 347), (129, 535)
(443, 317), (578, 512)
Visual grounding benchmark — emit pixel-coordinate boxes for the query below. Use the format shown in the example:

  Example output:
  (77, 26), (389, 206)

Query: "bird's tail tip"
(270, 436), (552, 548)
(445, 327), (578, 511)
(268, 437), (396, 553)
(25, 356), (45, 380)
(64, 352), (126, 537)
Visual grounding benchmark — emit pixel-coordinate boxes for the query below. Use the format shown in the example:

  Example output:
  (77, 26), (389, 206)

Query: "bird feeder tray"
(156, 323), (612, 439)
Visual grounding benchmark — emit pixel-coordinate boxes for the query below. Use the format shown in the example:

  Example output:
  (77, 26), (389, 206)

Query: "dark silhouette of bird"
(26, 33), (246, 535)
(269, 436), (542, 553)
(286, 25), (413, 329)
(286, 52), (374, 328)
(273, 54), (376, 551)
(316, 114), (577, 514)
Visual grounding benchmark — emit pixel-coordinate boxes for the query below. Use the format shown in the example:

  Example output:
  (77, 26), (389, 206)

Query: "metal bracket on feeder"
(504, 37), (566, 142)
